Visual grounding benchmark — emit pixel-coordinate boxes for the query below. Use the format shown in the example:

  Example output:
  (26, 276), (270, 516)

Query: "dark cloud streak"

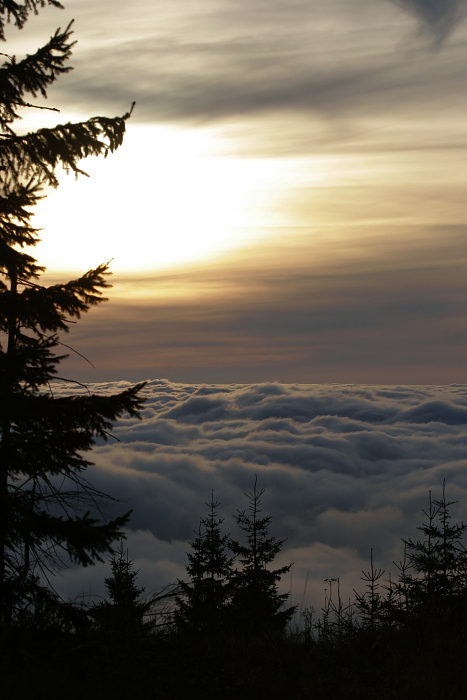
(57, 29), (466, 128)
(388, 0), (467, 39)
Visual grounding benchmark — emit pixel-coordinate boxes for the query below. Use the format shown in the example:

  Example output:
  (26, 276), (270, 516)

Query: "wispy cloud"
(15, 0), (466, 131)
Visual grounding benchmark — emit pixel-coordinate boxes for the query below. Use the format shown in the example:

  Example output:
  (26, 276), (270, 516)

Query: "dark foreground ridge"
(1, 482), (467, 700)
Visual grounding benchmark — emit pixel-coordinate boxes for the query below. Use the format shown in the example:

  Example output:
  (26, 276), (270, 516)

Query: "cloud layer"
(52, 380), (467, 616)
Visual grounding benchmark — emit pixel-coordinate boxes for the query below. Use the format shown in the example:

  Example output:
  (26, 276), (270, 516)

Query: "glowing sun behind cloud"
(32, 123), (324, 274)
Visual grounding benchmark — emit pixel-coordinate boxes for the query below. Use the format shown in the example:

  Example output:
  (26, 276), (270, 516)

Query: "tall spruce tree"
(92, 544), (151, 641)
(229, 478), (296, 636)
(401, 482), (467, 613)
(175, 493), (233, 635)
(0, 1), (145, 626)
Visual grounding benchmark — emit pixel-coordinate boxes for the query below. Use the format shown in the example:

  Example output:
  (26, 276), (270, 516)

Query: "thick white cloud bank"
(53, 380), (467, 617)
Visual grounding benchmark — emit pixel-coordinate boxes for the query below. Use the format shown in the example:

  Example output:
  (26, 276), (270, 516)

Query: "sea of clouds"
(53, 380), (467, 618)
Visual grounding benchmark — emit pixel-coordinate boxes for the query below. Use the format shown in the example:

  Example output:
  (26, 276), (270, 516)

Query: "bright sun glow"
(32, 124), (325, 274)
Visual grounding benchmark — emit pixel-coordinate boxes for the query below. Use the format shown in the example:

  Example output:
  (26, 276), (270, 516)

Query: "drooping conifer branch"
(0, 108), (134, 186)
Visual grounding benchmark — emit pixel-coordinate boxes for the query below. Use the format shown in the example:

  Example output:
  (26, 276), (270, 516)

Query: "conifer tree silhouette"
(0, 1), (145, 627)
(175, 493), (233, 635)
(228, 477), (296, 636)
(92, 544), (150, 640)
(401, 481), (467, 614)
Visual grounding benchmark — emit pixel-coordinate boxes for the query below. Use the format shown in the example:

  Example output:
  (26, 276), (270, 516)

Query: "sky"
(7, 0), (467, 384)
(52, 380), (467, 618)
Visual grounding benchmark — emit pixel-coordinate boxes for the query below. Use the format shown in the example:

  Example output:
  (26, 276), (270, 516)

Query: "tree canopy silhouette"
(91, 544), (152, 642)
(176, 481), (296, 637)
(229, 478), (296, 636)
(175, 493), (234, 635)
(0, 0), (145, 627)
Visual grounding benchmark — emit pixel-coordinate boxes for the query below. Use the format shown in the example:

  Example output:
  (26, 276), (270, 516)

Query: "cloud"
(57, 20), (464, 128)
(50, 380), (467, 614)
(163, 396), (228, 424)
(388, 0), (467, 39)
(398, 400), (467, 424)
(13, 0), (467, 135)
(56, 224), (467, 386)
